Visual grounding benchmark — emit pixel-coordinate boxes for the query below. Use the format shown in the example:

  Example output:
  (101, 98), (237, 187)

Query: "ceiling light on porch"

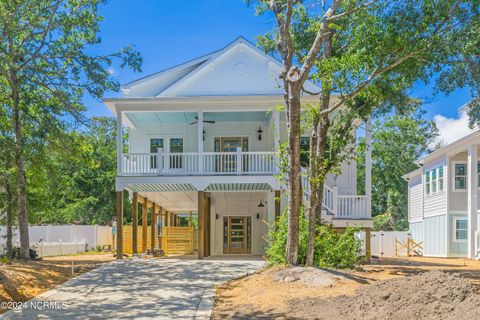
(257, 126), (263, 141)
(258, 201), (265, 208)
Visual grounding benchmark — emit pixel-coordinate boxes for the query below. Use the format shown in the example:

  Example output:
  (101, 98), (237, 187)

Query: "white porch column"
(365, 118), (372, 217)
(197, 111), (204, 173)
(467, 144), (478, 259)
(116, 108), (123, 175)
(273, 109), (280, 171)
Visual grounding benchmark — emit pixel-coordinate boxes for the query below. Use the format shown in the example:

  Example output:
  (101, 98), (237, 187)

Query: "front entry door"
(223, 216), (252, 254)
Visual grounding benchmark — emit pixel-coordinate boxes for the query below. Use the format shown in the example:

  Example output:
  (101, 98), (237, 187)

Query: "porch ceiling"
(124, 111), (271, 127)
(205, 183), (272, 192)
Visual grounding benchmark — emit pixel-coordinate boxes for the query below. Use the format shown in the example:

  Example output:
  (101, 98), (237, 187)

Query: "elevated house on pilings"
(103, 37), (373, 259)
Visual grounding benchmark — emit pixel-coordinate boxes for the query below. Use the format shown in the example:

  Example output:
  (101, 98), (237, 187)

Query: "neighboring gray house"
(404, 116), (479, 259)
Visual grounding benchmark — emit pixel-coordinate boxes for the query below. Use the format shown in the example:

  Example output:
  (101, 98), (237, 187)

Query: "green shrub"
(266, 209), (362, 269)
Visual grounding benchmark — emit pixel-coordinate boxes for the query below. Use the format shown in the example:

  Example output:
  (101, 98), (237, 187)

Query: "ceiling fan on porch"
(189, 116), (215, 125)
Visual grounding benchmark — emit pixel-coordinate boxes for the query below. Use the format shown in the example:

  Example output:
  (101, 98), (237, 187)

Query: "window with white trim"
(425, 171), (430, 195)
(432, 168), (437, 193)
(454, 163), (467, 191)
(438, 166), (444, 191)
(425, 166), (444, 195)
(477, 161), (480, 187)
(454, 218), (467, 242)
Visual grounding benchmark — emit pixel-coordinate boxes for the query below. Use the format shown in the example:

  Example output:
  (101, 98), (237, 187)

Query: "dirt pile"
(273, 266), (348, 287)
(290, 270), (480, 320)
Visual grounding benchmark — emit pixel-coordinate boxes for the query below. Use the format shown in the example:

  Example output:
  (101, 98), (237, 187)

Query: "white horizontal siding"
(408, 175), (423, 222)
(423, 157), (447, 217)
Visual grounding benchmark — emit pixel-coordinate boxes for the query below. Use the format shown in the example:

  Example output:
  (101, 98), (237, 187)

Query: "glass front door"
(223, 216), (252, 254)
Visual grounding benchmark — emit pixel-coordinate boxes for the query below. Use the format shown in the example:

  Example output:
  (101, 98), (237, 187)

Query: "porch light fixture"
(257, 201), (265, 208)
(215, 213), (219, 220)
(256, 213), (260, 219)
(203, 129), (206, 141)
(257, 126), (263, 141)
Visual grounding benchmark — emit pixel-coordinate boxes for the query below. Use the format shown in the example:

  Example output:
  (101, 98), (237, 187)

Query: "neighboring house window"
(454, 218), (468, 242)
(431, 168), (437, 193)
(300, 136), (310, 167)
(425, 171), (430, 195)
(150, 138), (164, 169)
(438, 166), (444, 191)
(477, 161), (480, 187)
(454, 163), (467, 191)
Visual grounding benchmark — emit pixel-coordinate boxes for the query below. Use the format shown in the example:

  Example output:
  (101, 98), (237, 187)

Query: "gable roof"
(121, 36), (321, 98)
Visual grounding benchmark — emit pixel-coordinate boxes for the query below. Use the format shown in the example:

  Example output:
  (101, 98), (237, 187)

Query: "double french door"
(223, 216), (252, 254)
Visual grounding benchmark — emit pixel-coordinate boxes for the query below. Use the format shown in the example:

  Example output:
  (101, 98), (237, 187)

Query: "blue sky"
(87, 0), (473, 136)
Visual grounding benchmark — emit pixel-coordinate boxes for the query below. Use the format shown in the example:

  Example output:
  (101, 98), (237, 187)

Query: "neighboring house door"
(214, 137), (248, 172)
(223, 216), (252, 254)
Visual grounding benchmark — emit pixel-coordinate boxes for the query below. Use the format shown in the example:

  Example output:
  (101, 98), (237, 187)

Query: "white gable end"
(121, 37), (321, 98)
(159, 42), (284, 97)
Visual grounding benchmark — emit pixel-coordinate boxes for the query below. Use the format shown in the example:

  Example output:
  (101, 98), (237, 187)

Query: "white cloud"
(433, 109), (475, 146)
(107, 67), (117, 75)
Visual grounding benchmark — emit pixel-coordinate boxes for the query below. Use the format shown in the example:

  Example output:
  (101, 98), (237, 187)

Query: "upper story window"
(477, 161), (480, 187)
(300, 136), (310, 167)
(150, 138), (164, 153)
(425, 171), (431, 195)
(425, 165), (444, 195)
(454, 162), (467, 191)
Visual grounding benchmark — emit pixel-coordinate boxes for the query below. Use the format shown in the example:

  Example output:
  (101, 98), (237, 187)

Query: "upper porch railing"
(301, 168), (369, 219)
(119, 150), (276, 176)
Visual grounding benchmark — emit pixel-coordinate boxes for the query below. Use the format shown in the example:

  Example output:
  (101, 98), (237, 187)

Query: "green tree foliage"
(26, 117), (131, 225)
(0, 0), (141, 258)
(266, 210), (363, 269)
(253, 0), (480, 265)
(357, 108), (438, 230)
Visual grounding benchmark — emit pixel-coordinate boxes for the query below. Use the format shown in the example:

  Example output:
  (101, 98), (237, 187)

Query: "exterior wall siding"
(423, 214), (447, 257)
(423, 157), (447, 218)
(448, 212), (468, 257)
(408, 175), (423, 222)
(409, 221), (424, 245)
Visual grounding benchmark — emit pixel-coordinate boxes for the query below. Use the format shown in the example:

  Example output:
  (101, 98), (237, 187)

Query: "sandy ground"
(213, 257), (480, 319)
(0, 253), (114, 311)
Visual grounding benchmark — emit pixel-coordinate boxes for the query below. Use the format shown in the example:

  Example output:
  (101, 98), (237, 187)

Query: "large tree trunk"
(306, 31), (333, 266)
(5, 180), (14, 259)
(11, 74), (30, 260)
(285, 92), (303, 266)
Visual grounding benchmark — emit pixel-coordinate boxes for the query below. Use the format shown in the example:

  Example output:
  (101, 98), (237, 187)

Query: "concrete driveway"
(1, 257), (263, 320)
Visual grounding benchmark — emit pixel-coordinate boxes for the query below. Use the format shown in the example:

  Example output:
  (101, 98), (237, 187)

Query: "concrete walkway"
(1, 257), (263, 319)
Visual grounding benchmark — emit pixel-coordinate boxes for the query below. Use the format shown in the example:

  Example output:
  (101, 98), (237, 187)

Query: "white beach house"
(405, 109), (480, 259)
(104, 37), (373, 258)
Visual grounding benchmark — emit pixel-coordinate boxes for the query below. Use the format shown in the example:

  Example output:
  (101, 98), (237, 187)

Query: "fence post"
(332, 186), (338, 216)
(94, 224), (98, 250)
(60, 239), (63, 255)
(236, 147), (242, 175)
(47, 225), (52, 242)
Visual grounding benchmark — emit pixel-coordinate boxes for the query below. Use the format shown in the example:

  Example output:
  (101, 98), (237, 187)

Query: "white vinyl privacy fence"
(370, 231), (411, 257)
(0, 225), (113, 257)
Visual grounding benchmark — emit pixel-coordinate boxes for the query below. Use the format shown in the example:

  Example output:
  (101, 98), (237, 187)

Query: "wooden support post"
(158, 207), (163, 251)
(206, 196), (211, 257)
(198, 191), (205, 259)
(151, 204), (157, 251)
(116, 191), (124, 260)
(274, 190), (281, 221)
(189, 210), (193, 227)
(142, 199), (148, 253)
(132, 192), (138, 255)
(365, 227), (371, 261)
